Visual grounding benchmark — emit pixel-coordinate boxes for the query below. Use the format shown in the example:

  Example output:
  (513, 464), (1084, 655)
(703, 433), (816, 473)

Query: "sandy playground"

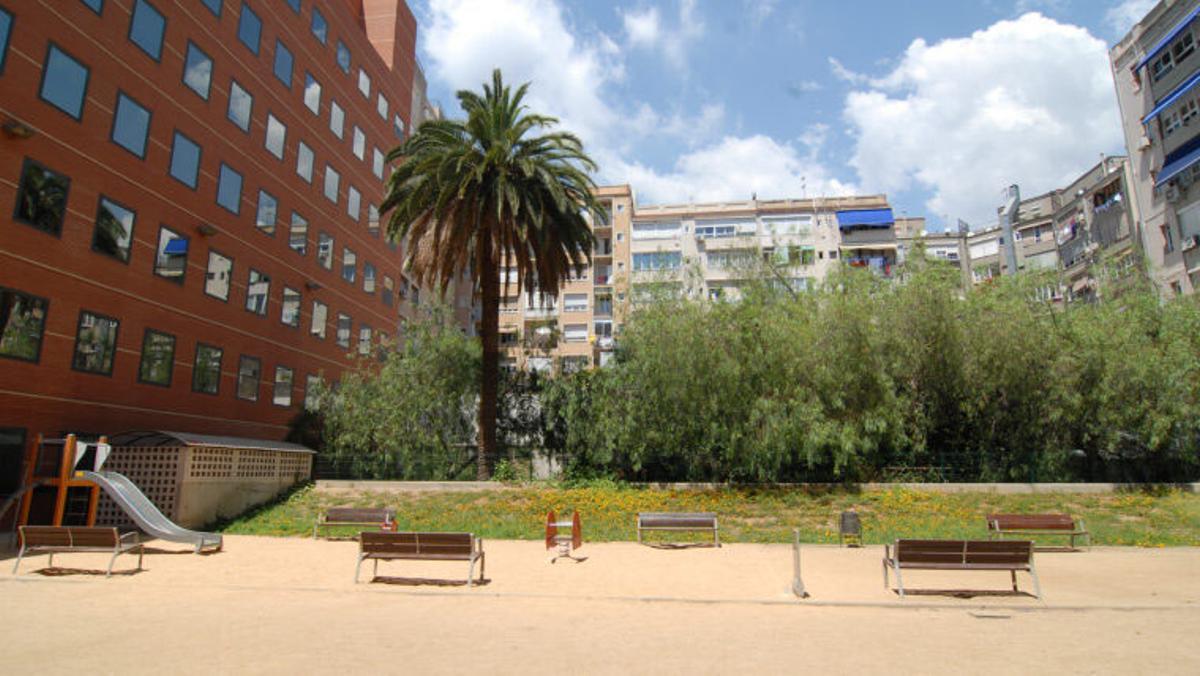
(2, 535), (1199, 674)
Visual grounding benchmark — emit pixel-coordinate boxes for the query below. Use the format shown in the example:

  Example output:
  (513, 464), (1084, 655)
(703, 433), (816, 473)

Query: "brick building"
(0, 1), (436, 498)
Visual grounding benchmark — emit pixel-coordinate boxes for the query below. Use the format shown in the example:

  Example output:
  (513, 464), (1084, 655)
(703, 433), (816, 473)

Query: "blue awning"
(163, 237), (188, 255)
(836, 208), (894, 229)
(1143, 69), (1200, 123)
(1135, 5), (1200, 72)
(1157, 143), (1200, 185)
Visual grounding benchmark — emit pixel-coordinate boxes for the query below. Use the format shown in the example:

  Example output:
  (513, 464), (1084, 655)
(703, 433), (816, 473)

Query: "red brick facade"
(0, 0), (422, 459)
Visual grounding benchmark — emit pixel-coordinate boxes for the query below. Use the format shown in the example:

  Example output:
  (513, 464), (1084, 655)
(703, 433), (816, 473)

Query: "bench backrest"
(20, 525), (119, 548)
(325, 507), (395, 524)
(360, 532), (475, 557)
(894, 539), (1033, 565)
(987, 513), (1075, 531)
(638, 512), (717, 528)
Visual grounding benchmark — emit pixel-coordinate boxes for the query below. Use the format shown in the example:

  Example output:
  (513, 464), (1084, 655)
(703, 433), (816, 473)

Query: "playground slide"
(79, 471), (222, 553)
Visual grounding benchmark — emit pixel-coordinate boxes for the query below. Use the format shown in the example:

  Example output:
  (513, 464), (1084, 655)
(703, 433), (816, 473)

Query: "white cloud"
(745, 0), (778, 29)
(611, 135), (856, 205)
(841, 12), (1123, 225)
(1104, 0), (1157, 36)
(422, 0), (828, 206)
(619, 0), (705, 69)
(828, 57), (870, 85)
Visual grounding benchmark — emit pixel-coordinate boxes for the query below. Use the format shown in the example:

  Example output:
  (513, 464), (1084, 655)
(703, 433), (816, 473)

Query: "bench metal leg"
(137, 545), (144, 572)
(1010, 569), (1018, 592)
(894, 566), (905, 598)
(1030, 562), (1042, 600)
(107, 550), (119, 578)
(714, 526), (720, 548)
(48, 552), (54, 568)
(373, 558), (379, 580)
(479, 552), (485, 583)
(637, 526), (642, 544)
(882, 559), (888, 590)
(11, 545), (25, 574)
(354, 554), (366, 583)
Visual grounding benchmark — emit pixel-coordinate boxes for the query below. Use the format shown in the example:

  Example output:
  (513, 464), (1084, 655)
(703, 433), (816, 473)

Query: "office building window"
(342, 248), (356, 283)
(324, 165), (339, 203)
(289, 212), (308, 254)
(169, 131), (201, 188)
(358, 325), (371, 355)
(382, 275), (394, 306)
(336, 41), (350, 73)
(255, 190), (276, 235)
(377, 94), (388, 120)
(40, 44), (90, 119)
(367, 204), (380, 237)
(237, 2), (261, 55)
(192, 343), (222, 394)
(311, 8), (327, 43)
(72, 310), (119, 375)
(336, 313), (351, 347)
(227, 80), (253, 132)
(393, 114), (405, 139)
(352, 126), (365, 159)
(137, 329), (175, 386)
(245, 269), (269, 314)
(216, 163), (242, 214)
(317, 232), (334, 269)
(281, 287), (300, 327)
(372, 152), (389, 185)
(236, 355), (260, 401)
(347, 186), (360, 221)
(81, 0), (104, 13)
(182, 42), (213, 99)
(273, 366), (293, 406)
(304, 73), (321, 114)
(296, 141), (313, 182)
(152, 227), (188, 282)
(204, 250), (233, 300)
(285, 0), (299, 14)
(14, 159), (71, 236)
(92, 196), (136, 263)
(330, 100), (345, 138)
(358, 69), (370, 97)
(363, 263), (376, 294)
(201, 0), (221, 17)
(310, 300), (327, 338)
(265, 113), (286, 159)
(128, 0), (165, 61)
(110, 92), (151, 158)
(273, 40), (292, 88)
(0, 7), (11, 75)
(304, 374), (321, 409)
(0, 287), (48, 363)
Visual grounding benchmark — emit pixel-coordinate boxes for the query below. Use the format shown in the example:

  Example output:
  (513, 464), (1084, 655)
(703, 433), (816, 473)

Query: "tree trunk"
(476, 241), (500, 481)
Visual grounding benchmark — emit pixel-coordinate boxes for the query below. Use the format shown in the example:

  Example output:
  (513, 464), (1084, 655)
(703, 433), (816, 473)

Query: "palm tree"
(381, 69), (600, 479)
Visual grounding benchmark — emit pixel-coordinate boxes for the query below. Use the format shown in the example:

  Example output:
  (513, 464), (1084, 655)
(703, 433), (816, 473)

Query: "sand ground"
(1, 535), (1198, 674)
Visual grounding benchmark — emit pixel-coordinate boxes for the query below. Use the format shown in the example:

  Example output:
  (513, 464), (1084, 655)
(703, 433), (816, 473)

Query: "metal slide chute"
(79, 471), (222, 553)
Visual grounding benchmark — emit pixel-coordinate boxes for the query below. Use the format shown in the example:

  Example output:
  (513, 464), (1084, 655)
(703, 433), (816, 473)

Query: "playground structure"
(545, 510), (584, 563)
(1, 434), (221, 552)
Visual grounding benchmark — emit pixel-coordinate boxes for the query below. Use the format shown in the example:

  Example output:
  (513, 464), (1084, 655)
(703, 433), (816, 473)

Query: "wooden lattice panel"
(188, 448), (235, 479)
(95, 447), (182, 527)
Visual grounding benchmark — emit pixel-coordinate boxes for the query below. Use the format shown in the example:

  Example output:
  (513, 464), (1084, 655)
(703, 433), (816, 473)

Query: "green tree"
(381, 69), (599, 479)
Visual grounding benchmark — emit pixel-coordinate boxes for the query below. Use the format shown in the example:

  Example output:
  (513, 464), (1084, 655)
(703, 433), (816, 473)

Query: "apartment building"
(0, 0), (433, 483)
(498, 185), (633, 373)
(1111, 0), (1200, 295)
(899, 157), (1139, 302)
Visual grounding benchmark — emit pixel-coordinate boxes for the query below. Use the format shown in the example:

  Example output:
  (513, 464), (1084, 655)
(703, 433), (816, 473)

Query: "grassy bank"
(220, 483), (1200, 546)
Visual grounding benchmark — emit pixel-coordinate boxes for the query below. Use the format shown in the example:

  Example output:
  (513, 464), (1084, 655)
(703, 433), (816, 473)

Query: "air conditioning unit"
(1183, 234), (1200, 252)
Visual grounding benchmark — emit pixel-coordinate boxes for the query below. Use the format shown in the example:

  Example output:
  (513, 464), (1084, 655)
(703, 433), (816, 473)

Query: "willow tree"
(380, 69), (599, 479)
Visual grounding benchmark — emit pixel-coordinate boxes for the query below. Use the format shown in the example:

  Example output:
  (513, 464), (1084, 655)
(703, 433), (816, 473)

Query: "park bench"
(12, 525), (143, 578)
(882, 539), (1040, 599)
(313, 507), (396, 539)
(355, 531), (485, 585)
(987, 513), (1090, 550)
(636, 512), (720, 546)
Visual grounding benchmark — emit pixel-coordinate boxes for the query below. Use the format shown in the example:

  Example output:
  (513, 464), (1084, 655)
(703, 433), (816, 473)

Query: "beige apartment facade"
(1111, 0), (1200, 295)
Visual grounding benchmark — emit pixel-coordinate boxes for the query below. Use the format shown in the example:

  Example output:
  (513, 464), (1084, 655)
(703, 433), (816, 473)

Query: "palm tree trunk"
(476, 246), (500, 480)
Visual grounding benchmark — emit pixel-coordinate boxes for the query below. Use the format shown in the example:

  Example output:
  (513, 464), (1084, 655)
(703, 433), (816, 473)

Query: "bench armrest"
(118, 531), (140, 545)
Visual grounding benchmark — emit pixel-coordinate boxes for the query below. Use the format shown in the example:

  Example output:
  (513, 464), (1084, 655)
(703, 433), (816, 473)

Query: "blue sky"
(409, 0), (1157, 229)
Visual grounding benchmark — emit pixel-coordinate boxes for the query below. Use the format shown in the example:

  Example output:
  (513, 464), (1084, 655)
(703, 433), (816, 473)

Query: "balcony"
(524, 304), (558, 318)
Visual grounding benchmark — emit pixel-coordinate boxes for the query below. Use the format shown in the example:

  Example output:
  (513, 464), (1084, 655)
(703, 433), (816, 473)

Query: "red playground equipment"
(545, 510), (584, 563)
